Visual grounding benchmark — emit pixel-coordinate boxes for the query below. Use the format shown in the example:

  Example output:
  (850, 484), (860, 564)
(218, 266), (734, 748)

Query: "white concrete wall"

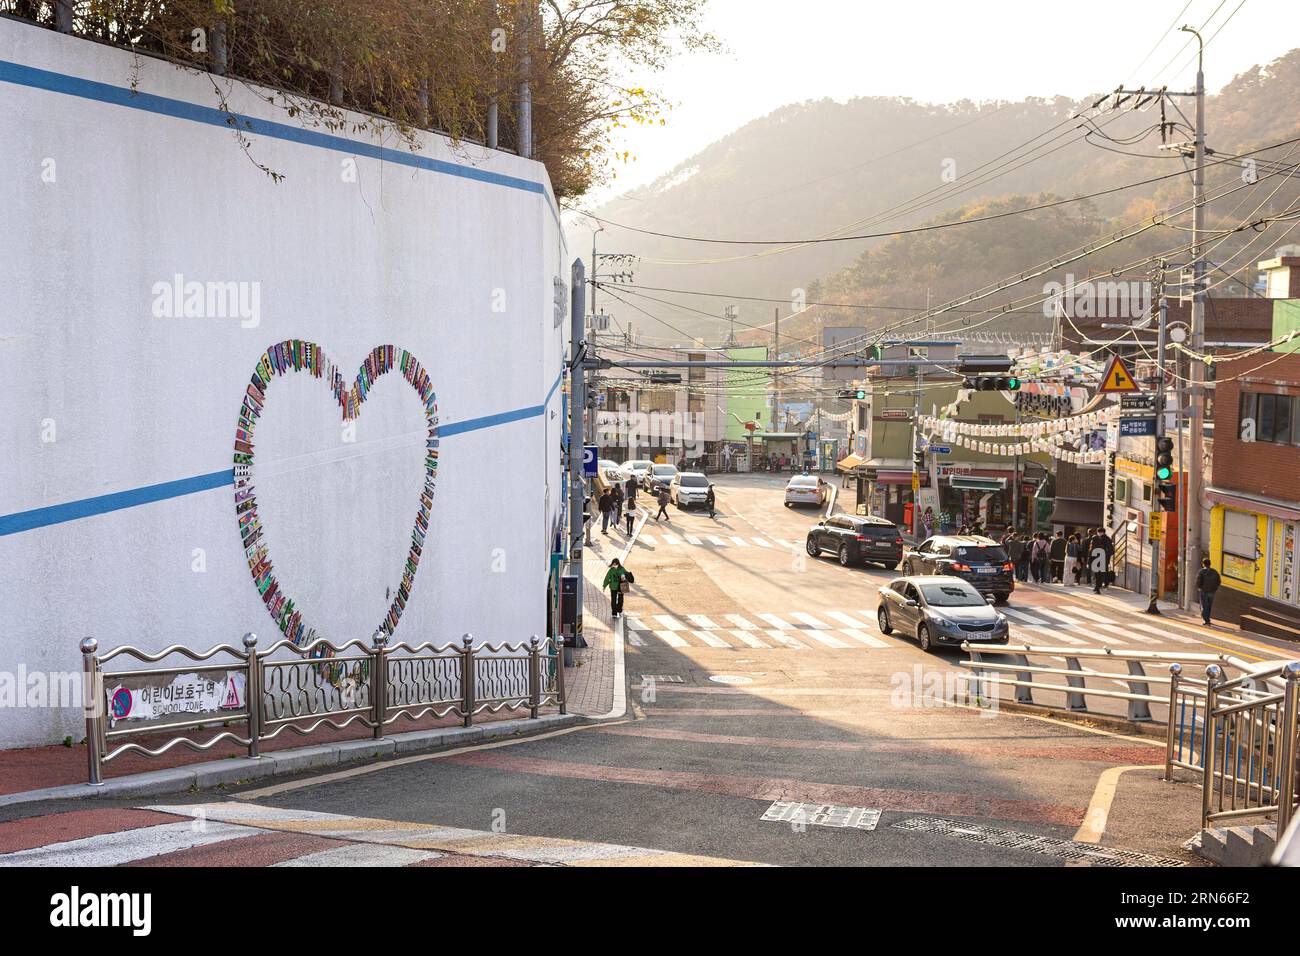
(0, 21), (569, 748)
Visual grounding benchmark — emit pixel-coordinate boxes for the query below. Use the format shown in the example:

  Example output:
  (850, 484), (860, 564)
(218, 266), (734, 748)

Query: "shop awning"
(950, 476), (1006, 491)
(1049, 497), (1104, 527)
(836, 454), (866, 472)
(1206, 487), (1300, 522)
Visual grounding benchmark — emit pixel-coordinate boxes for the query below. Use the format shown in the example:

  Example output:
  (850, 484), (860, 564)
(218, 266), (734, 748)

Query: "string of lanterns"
(919, 406), (1118, 465)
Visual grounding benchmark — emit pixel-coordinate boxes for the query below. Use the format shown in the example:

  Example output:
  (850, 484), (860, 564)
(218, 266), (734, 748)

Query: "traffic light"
(1155, 436), (1177, 511)
(913, 447), (926, 470)
(838, 389), (867, 400)
(963, 375), (1022, 391)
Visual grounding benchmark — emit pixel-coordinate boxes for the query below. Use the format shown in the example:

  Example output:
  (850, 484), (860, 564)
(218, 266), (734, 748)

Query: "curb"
(991, 698), (1168, 741)
(0, 713), (582, 814)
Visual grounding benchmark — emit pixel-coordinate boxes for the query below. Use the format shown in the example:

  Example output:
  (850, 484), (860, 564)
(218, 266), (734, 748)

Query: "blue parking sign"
(583, 445), (598, 477)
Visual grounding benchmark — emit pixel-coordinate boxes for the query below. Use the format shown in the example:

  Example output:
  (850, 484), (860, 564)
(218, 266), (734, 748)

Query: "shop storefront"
(936, 467), (1015, 534)
(1207, 490), (1300, 615)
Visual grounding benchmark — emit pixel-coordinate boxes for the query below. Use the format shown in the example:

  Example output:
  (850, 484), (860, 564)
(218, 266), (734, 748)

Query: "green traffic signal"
(1006, 377), (1021, 391)
(1155, 465), (1173, 481)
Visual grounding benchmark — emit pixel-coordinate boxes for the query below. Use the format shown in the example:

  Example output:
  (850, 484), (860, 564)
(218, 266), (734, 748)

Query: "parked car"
(670, 472), (712, 509)
(900, 535), (1015, 603)
(805, 514), (903, 568)
(644, 463), (678, 493)
(784, 474), (827, 508)
(876, 576), (1010, 652)
(624, 460), (653, 482)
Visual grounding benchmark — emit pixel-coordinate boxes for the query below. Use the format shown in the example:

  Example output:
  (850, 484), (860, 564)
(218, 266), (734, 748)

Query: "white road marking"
(654, 615), (685, 630)
(1126, 621), (1199, 644)
(802, 629), (852, 649)
(730, 629), (770, 649)
(707, 536), (728, 547)
(692, 629), (733, 649)
(725, 614), (758, 629)
(684, 534), (703, 545)
(840, 628), (889, 648)
(686, 614), (719, 629)
(1093, 623), (1159, 645)
(825, 611), (869, 628)
(730, 536), (750, 547)
(775, 539), (798, 550)
(757, 613), (793, 630)
(1051, 605), (1113, 624)
(273, 844), (443, 867)
(662, 533), (682, 545)
(638, 533), (656, 545)
(626, 631), (646, 647)
(753, 538), (774, 548)
(765, 628), (808, 650)
(790, 612), (831, 629)
(1001, 607), (1056, 627)
(653, 630), (689, 648)
(0, 820), (259, 867)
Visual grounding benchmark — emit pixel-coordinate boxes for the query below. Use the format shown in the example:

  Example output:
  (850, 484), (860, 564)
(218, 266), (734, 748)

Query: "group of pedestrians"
(595, 475), (639, 537)
(1000, 527), (1115, 590)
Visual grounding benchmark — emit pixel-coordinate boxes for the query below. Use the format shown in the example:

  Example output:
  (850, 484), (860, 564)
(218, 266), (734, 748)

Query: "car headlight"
(930, 615), (953, 629)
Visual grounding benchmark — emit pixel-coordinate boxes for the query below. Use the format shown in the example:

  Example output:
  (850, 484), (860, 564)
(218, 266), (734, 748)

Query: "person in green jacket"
(602, 558), (634, 618)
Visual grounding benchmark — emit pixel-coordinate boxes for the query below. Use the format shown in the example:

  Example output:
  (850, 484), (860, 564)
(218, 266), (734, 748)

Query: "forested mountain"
(568, 49), (1300, 350)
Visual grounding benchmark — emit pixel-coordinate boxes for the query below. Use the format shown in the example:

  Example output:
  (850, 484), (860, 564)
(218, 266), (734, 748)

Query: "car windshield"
(920, 584), (985, 607)
(953, 546), (1008, 562)
(630, 461), (650, 469)
(653, 465), (677, 476)
(788, 477), (817, 488)
(680, 475), (708, 487)
(856, 524), (899, 538)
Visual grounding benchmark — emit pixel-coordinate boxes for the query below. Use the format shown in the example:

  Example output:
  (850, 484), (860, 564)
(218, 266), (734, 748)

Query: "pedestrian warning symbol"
(1098, 354), (1140, 393)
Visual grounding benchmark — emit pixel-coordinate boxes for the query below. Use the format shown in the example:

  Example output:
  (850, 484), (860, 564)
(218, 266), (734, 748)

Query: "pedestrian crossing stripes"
(0, 804), (763, 868)
(637, 532), (802, 551)
(622, 602), (1212, 652)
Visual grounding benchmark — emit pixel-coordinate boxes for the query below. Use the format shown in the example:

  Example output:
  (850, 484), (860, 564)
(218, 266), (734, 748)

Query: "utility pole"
(912, 364), (922, 539)
(567, 257), (587, 640)
(772, 307), (781, 430)
(1148, 267), (1169, 615)
(1183, 24), (1207, 612)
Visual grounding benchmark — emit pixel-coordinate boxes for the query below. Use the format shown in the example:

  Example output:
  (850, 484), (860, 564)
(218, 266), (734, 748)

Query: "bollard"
(528, 636), (541, 719)
(371, 631), (388, 740)
(554, 637), (567, 715)
(1202, 664), (1224, 828)
(81, 637), (103, 786)
(243, 633), (261, 758)
(462, 634), (475, 727)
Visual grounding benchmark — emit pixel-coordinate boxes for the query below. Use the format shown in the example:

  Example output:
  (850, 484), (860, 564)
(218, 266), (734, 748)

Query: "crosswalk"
(638, 531), (802, 551)
(0, 803), (761, 868)
(623, 602), (1206, 652)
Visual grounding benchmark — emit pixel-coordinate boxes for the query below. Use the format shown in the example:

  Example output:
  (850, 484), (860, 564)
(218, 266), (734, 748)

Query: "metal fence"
(80, 632), (565, 785)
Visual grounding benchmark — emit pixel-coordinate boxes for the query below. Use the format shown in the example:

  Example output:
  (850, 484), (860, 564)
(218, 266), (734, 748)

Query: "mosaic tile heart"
(233, 341), (438, 649)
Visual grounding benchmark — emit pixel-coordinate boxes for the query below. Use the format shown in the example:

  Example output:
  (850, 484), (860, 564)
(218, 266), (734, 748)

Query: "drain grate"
(639, 674), (684, 684)
(892, 817), (1186, 867)
(761, 801), (882, 831)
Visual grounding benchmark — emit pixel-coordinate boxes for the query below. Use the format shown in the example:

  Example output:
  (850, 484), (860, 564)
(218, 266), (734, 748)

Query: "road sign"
(1118, 417), (1157, 436)
(911, 473), (920, 492)
(583, 445), (598, 477)
(1148, 513), (1163, 541)
(1098, 354), (1140, 393)
(929, 445), (951, 455)
(1121, 393), (1158, 411)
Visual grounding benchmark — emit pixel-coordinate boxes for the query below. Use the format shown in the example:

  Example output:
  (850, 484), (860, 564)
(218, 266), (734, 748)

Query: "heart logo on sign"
(233, 341), (438, 648)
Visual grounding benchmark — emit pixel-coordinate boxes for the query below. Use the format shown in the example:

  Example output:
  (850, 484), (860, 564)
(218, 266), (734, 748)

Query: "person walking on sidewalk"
(1030, 533), (1050, 583)
(624, 474), (638, 512)
(611, 481), (624, 521)
(655, 486), (671, 521)
(1196, 558), (1222, 625)
(706, 483), (716, 519)
(1088, 528), (1110, 594)
(1049, 531), (1067, 583)
(1065, 533), (1081, 586)
(624, 501), (636, 535)
(598, 488), (612, 535)
(602, 558), (634, 618)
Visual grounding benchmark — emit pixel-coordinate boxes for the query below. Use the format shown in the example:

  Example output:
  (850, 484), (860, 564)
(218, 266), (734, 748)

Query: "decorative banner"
(234, 341), (439, 650)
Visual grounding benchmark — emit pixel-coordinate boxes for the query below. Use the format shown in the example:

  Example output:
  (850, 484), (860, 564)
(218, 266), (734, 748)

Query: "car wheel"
(994, 592), (1009, 605)
(878, 606), (893, 634)
(806, 538), (819, 557)
(902, 561), (914, 576)
(917, 624), (933, 653)
(784, 501), (792, 508)
(839, 545), (852, 567)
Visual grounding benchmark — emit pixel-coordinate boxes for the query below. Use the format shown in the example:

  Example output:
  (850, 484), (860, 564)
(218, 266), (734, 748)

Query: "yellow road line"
(1074, 764), (1164, 843)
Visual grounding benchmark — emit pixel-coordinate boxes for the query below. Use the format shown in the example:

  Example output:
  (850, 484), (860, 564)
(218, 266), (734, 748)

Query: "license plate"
(975, 566), (994, 574)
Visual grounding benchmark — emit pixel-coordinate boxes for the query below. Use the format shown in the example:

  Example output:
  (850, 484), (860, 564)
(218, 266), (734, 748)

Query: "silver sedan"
(876, 576), (1010, 653)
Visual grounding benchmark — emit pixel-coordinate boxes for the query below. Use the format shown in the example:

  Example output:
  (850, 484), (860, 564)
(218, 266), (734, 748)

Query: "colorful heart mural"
(233, 341), (438, 649)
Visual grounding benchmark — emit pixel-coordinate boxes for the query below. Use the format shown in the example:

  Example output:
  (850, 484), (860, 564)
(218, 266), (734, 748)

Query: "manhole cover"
(709, 675), (754, 685)
(639, 674), (684, 684)
(761, 801), (881, 831)
(891, 817), (1186, 866)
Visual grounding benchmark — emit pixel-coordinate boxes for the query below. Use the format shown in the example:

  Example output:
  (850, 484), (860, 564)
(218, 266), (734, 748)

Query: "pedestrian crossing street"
(636, 531), (802, 550)
(623, 603), (1207, 652)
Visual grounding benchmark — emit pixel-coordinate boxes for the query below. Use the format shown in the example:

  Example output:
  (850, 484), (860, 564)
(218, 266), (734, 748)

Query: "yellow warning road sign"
(1098, 354), (1140, 393)
(1148, 513), (1163, 541)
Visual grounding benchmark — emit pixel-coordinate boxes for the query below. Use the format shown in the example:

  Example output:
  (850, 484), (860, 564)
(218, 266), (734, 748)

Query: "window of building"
(1223, 508), (1261, 585)
(1240, 392), (1300, 445)
(688, 391), (704, 412)
(688, 353), (705, 383)
(639, 390), (675, 414)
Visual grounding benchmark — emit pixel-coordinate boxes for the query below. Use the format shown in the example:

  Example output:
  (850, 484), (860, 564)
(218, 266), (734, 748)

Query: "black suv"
(900, 535), (1014, 603)
(806, 514), (904, 568)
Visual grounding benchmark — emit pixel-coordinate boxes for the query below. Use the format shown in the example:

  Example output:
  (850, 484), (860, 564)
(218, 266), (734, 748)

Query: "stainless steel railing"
(80, 632), (565, 784)
(1200, 661), (1300, 831)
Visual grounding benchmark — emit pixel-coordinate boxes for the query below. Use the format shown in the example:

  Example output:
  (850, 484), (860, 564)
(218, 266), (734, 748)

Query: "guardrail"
(80, 632), (565, 785)
(1200, 661), (1300, 831)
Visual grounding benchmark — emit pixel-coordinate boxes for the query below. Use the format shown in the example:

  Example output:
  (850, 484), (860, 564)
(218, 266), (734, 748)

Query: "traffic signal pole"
(1147, 282), (1169, 615)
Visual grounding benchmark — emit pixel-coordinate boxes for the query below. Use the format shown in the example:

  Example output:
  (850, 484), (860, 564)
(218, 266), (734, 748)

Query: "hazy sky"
(578, 0), (1299, 210)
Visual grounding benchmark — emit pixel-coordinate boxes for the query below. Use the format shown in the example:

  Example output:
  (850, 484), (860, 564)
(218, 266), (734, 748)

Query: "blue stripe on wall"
(0, 59), (559, 219)
(1, 372), (566, 537)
